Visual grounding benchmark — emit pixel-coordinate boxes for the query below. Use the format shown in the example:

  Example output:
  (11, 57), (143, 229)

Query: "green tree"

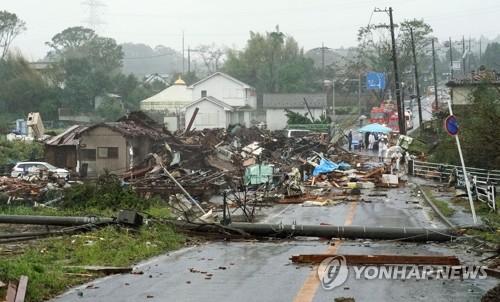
(111, 73), (162, 111)
(96, 97), (125, 121)
(0, 10), (26, 60)
(481, 42), (500, 70)
(354, 19), (433, 103)
(0, 54), (60, 119)
(430, 82), (500, 169)
(47, 26), (123, 112)
(223, 27), (318, 95)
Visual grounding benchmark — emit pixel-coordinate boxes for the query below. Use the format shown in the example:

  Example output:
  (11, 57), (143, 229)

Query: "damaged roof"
(45, 125), (88, 146)
(83, 120), (167, 141)
(263, 93), (327, 109)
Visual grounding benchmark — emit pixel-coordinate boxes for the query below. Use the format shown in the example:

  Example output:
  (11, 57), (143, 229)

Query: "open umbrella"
(357, 123), (393, 134)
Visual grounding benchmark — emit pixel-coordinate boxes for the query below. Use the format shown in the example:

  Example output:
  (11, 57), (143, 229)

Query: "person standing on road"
(347, 129), (353, 151)
(378, 138), (388, 162)
(368, 133), (375, 150)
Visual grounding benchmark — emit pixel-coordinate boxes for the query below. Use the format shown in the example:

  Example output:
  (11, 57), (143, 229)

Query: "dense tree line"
(0, 12), (164, 125)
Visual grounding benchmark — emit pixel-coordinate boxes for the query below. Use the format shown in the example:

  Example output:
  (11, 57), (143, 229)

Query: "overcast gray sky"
(4, 0), (500, 60)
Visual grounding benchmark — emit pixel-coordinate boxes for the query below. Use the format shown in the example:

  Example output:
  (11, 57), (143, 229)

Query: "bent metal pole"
(446, 99), (477, 224)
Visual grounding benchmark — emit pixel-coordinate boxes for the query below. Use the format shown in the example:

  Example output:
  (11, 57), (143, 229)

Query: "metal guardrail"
(473, 176), (496, 212)
(409, 160), (498, 212)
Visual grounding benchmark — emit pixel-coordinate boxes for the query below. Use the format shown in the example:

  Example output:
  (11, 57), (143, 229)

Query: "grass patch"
(422, 188), (455, 217)
(0, 175), (185, 301)
(450, 196), (500, 243)
(0, 221), (183, 301)
(466, 203), (500, 244)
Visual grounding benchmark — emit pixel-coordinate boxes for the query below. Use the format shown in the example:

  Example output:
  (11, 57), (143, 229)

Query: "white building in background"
(184, 72), (257, 129)
(263, 93), (327, 130)
(140, 76), (192, 112)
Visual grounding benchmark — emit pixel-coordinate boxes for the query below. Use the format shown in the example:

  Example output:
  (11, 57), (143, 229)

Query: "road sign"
(444, 115), (459, 136)
(366, 72), (386, 90)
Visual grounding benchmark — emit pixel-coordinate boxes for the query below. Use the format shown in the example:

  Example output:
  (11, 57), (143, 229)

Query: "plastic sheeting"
(244, 164), (273, 185)
(312, 159), (339, 176)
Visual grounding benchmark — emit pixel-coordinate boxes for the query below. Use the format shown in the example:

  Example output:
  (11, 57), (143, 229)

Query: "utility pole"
(449, 37), (454, 80)
(182, 31), (185, 74)
(479, 39), (482, 63)
(321, 42), (325, 82)
(468, 37), (471, 75)
(358, 72), (362, 115)
(375, 7), (405, 134)
(431, 38), (439, 111)
(462, 36), (466, 76)
(187, 47), (191, 74)
(410, 27), (423, 128)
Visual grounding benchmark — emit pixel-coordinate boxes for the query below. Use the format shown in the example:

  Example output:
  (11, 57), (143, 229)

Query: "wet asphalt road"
(51, 179), (497, 302)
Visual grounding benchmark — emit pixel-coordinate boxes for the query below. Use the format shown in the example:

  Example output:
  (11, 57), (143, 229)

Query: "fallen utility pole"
(228, 223), (457, 242)
(291, 254), (460, 265)
(0, 215), (114, 226)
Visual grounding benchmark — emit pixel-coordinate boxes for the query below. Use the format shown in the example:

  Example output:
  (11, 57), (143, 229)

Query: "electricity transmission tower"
(82, 0), (106, 31)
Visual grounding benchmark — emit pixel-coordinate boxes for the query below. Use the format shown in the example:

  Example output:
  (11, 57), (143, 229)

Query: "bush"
(0, 140), (44, 165)
(61, 172), (162, 211)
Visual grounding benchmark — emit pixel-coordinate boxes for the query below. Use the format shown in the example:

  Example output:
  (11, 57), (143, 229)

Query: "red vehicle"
(369, 100), (412, 133)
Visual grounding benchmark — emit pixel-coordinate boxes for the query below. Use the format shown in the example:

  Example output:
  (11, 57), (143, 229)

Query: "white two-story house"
(184, 72), (256, 129)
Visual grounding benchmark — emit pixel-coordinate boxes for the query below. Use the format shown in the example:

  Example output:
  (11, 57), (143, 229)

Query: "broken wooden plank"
(14, 276), (28, 302)
(290, 254), (461, 265)
(485, 268), (500, 279)
(5, 282), (17, 302)
(362, 167), (385, 179)
(63, 266), (133, 275)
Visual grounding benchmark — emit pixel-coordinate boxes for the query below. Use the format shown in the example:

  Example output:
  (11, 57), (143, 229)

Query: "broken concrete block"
(381, 174), (399, 185)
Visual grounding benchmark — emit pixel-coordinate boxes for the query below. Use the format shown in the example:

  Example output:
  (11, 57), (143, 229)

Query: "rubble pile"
(0, 177), (49, 202)
(123, 125), (405, 221)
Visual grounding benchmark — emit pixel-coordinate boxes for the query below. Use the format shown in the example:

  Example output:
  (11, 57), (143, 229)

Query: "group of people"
(346, 130), (395, 163)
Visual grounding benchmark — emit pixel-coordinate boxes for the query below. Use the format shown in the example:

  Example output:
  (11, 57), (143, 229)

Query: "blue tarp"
(337, 161), (352, 171)
(312, 159), (339, 176)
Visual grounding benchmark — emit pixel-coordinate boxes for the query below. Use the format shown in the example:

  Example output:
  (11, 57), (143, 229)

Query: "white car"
(11, 162), (70, 179)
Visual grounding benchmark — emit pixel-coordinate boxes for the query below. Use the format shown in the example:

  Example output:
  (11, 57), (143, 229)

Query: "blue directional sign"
(366, 72), (386, 90)
(445, 115), (459, 136)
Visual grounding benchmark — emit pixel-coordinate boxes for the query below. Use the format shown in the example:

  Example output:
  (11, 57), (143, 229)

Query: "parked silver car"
(11, 161), (69, 179)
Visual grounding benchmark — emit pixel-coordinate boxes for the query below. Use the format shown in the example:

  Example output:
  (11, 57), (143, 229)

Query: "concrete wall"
(265, 108), (325, 130)
(192, 75), (256, 108)
(185, 101), (228, 129)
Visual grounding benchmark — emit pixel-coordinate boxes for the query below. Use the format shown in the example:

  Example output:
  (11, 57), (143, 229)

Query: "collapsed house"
(44, 112), (167, 177)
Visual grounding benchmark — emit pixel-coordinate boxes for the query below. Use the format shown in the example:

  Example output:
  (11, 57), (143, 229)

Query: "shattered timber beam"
(290, 254), (461, 265)
(228, 223), (458, 242)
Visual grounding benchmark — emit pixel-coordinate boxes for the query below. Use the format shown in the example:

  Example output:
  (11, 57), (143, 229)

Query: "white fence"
(409, 160), (499, 212)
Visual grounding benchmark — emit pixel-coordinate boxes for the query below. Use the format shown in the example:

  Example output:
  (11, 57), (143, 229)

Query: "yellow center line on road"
(293, 201), (358, 302)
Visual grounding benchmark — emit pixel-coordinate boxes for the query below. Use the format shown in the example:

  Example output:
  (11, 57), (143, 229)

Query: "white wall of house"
(192, 75), (256, 108)
(265, 108), (325, 130)
(185, 100), (229, 129)
(228, 111), (251, 127)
